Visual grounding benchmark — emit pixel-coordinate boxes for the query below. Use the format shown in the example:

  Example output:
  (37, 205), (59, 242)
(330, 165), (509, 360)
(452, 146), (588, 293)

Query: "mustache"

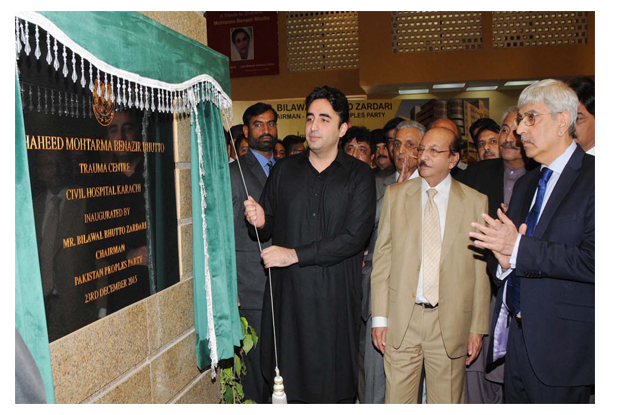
(259, 134), (275, 140)
(419, 160), (429, 168)
(520, 134), (534, 145)
(377, 154), (388, 159)
(501, 141), (520, 150)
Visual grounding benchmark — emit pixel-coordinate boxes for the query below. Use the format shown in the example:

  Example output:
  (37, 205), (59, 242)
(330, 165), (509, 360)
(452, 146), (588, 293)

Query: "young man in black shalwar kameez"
(244, 86), (376, 403)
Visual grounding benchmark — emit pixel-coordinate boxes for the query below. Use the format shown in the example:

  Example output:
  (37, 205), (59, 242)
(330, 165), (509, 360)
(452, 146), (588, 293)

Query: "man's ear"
(338, 122), (349, 138)
(243, 125), (249, 139)
(449, 152), (460, 170)
(558, 111), (571, 137)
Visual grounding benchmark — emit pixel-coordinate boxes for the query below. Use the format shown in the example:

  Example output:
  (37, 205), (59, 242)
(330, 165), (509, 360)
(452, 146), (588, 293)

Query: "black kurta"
(255, 150), (375, 403)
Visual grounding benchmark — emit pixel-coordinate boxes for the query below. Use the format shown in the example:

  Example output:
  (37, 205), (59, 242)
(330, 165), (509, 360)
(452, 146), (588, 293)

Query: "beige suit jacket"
(371, 176), (490, 359)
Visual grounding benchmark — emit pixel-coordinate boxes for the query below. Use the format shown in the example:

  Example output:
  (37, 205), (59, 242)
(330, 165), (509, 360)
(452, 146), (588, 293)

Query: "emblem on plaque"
(92, 79), (115, 126)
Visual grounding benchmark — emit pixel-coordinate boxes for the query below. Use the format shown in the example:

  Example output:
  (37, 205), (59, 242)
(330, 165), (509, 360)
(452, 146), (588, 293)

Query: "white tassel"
(104, 73), (109, 101)
(110, 75), (115, 103)
(96, 69), (101, 96)
(272, 368), (288, 404)
(53, 38), (59, 70)
(15, 18), (22, 58)
(71, 51), (77, 83)
(62, 44), (68, 77)
(117, 77), (122, 106)
(89, 62), (94, 92)
(81, 56), (86, 88)
(45, 31), (51, 64)
(34, 25), (40, 59)
(24, 21), (31, 56)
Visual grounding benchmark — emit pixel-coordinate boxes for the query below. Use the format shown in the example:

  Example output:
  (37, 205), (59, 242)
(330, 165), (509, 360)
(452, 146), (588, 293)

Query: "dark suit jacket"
(361, 171), (396, 321)
(230, 151), (272, 310)
(489, 145), (594, 387)
(455, 158), (505, 219)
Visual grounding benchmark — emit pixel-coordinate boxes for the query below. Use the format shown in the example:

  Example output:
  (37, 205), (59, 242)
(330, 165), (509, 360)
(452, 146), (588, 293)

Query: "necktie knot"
(426, 188), (438, 201)
(539, 168), (553, 186)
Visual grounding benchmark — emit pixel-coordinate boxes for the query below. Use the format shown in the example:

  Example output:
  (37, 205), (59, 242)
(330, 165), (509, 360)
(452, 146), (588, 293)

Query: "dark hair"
(340, 126), (373, 152)
(231, 28), (250, 44)
(382, 117), (405, 139)
(450, 134), (462, 156)
(469, 118), (500, 148)
(235, 134), (248, 153)
(282, 134), (306, 155)
(371, 128), (386, 146)
(567, 76), (594, 116)
(242, 103), (278, 128)
(305, 86), (349, 126)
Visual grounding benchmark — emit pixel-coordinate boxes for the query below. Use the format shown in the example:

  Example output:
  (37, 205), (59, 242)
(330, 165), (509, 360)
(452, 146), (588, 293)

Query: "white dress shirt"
(586, 146), (595, 156)
(373, 174), (452, 328)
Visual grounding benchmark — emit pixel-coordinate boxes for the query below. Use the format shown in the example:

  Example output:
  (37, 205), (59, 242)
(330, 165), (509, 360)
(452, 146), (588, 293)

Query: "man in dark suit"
(470, 79), (594, 403)
(456, 107), (537, 403)
(229, 102), (278, 403)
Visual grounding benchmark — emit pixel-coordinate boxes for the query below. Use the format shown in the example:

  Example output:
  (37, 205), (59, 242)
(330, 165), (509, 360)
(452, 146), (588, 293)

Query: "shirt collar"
(250, 148), (275, 168)
(544, 141), (577, 175)
(422, 173), (452, 198)
(298, 148), (349, 169)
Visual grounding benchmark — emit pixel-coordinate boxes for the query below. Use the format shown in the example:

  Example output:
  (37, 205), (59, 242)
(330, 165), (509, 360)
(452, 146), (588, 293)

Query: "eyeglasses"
(514, 112), (558, 127)
(416, 147), (452, 158)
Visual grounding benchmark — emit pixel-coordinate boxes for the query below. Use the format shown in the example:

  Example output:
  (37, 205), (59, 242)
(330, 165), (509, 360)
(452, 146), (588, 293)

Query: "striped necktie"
(423, 188), (441, 306)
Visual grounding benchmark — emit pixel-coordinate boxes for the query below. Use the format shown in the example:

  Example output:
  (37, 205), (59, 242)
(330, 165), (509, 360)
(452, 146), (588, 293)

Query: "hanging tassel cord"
(223, 115), (286, 404)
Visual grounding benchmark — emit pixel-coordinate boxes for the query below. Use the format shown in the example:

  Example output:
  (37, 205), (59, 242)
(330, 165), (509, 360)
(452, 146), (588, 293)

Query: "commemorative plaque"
(18, 26), (180, 342)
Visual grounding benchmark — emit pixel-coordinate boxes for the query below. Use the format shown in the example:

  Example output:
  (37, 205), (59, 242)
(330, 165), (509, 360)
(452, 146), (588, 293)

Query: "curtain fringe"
(15, 12), (233, 124)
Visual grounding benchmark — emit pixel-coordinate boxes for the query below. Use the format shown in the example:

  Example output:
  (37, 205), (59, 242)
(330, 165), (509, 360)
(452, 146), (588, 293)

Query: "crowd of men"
(226, 76), (595, 404)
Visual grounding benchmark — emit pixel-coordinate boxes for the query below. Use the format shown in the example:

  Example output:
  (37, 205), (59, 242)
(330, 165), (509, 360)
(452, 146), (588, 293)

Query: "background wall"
(230, 12), (594, 102)
(48, 11), (221, 404)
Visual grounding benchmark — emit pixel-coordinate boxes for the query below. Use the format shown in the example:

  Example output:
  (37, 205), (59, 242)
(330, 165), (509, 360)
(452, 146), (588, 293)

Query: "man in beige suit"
(371, 127), (490, 404)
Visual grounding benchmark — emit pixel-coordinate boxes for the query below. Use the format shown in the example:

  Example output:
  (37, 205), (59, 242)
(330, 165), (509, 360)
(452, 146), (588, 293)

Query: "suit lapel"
(405, 179), (422, 267)
(517, 170), (540, 227)
(245, 151), (268, 188)
(532, 146), (584, 239)
(440, 179), (465, 265)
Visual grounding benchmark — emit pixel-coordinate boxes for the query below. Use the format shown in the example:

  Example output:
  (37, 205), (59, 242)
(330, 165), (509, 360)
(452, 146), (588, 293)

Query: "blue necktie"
(505, 167), (553, 317)
(266, 160), (273, 177)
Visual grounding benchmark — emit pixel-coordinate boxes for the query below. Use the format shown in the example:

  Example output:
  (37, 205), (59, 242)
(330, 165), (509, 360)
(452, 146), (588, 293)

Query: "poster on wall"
(205, 11), (279, 78)
(17, 25), (180, 342)
(233, 97), (489, 162)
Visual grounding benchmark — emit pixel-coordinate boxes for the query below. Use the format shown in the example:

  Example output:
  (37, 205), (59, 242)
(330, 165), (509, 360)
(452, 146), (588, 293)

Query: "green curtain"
(15, 74), (55, 403)
(37, 11), (230, 95)
(191, 102), (242, 368)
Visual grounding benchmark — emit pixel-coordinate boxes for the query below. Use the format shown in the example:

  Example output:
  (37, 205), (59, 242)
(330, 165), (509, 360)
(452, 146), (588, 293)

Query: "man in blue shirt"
(230, 102), (278, 403)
